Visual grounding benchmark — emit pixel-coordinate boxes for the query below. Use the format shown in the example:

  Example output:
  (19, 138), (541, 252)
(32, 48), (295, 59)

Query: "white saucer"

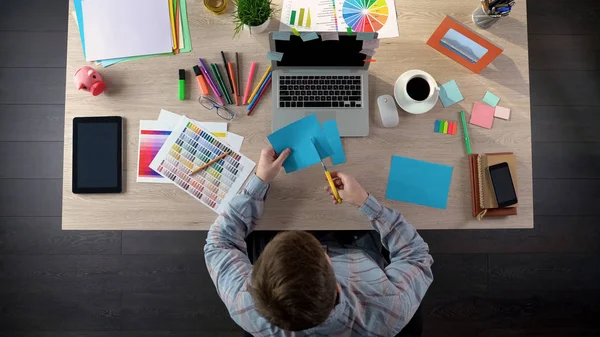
(394, 70), (439, 115)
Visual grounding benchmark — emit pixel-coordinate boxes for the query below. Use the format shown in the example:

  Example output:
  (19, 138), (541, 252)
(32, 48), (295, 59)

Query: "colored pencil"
(228, 62), (239, 106)
(248, 72), (271, 108)
(235, 52), (240, 101)
(191, 152), (230, 175)
(221, 51), (234, 94)
(248, 66), (272, 102)
(199, 58), (221, 97)
(248, 77), (272, 116)
(211, 64), (232, 104)
(243, 62), (257, 104)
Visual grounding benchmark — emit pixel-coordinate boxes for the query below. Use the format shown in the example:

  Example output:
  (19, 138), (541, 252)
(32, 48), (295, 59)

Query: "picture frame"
(426, 16), (503, 74)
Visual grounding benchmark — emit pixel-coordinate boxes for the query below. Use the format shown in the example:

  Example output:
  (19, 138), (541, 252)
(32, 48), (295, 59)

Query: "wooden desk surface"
(62, 0), (532, 230)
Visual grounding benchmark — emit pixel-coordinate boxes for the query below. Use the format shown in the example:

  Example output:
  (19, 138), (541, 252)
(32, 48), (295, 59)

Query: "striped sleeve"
(204, 175), (268, 312)
(358, 194), (434, 321)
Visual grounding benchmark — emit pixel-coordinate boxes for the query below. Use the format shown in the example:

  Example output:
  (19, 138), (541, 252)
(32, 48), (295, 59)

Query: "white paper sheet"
(226, 132), (244, 152)
(82, 0), (174, 61)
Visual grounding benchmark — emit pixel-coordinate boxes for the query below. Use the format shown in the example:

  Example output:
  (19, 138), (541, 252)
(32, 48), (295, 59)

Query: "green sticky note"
(273, 31), (291, 41)
(346, 27), (353, 35)
(438, 121), (444, 133)
(291, 28), (300, 36)
(483, 91), (500, 107)
(356, 32), (375, 40)
(266, 51), (284, 61)
(301, 32), (319, 42)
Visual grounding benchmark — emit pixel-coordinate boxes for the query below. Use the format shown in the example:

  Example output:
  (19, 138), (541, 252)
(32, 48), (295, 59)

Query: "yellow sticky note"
(443, 121), (448, 134)
(291, 28), (300, 36)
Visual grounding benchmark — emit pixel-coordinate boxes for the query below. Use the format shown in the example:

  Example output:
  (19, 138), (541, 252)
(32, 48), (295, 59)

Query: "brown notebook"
(469, 153), (518, 219)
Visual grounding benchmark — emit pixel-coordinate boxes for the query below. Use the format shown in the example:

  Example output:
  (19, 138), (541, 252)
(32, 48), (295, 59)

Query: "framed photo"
(427, 16), (503, 73)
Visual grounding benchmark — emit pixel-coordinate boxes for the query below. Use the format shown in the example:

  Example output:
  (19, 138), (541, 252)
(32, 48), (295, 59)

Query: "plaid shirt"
(205, 175), (434, 337)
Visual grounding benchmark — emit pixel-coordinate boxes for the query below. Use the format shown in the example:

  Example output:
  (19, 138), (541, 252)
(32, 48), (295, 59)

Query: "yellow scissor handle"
(324, 169), (343, 204)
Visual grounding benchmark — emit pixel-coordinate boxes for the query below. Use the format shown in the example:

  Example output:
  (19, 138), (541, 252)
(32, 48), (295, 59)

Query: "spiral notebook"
(468, 152), (518, 219)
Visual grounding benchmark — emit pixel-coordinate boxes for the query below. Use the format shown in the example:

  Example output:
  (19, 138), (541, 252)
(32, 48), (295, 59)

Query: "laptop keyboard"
(278, 75), (363, 108)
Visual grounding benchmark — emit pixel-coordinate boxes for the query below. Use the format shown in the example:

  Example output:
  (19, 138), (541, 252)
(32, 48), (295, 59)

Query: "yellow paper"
(168, 0), (176, 50)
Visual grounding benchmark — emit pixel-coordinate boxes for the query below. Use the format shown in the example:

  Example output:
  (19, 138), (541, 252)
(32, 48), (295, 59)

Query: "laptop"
(269, 32), (376, 137)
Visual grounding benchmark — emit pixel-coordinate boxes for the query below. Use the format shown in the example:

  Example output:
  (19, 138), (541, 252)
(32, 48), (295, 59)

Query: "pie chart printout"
(342, 0), (389, 33)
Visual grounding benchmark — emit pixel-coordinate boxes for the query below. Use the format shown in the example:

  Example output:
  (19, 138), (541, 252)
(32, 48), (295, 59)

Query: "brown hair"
(249, 231), (337, 331)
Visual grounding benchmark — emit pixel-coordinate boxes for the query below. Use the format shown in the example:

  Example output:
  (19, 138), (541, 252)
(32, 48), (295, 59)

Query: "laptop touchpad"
(307, 111), (336, 124)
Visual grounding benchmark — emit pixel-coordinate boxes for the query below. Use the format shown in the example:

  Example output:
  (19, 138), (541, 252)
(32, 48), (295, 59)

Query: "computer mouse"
(377, 94), (399, 127)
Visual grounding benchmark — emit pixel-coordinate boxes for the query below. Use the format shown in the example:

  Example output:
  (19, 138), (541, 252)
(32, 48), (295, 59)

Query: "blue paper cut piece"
(301, 32), (320, 42)
(267, 114), (334, 173)
(322, 120), (346, 165)
(266, 51), (284, 61)
(385, 156), (453, 209)
(356, 32), (376, 40)
(483, 91), (500, 107)
(439, 80), (464, 107)
(272, 31), (292, 41)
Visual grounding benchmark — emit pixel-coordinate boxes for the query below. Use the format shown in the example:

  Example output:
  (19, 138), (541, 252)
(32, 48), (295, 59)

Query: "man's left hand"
(256, 147), (291, 184)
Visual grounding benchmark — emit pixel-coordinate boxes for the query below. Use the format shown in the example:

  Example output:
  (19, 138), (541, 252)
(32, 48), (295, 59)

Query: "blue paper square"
(483, 91), (500, 107)
(267, 114), (333, 173)
(385, 156), (453, 209)
(439, 80), (464, 107)
(322, 120), (346, 165)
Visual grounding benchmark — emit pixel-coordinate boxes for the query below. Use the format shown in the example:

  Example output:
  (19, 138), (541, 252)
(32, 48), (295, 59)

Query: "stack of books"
(468, 152), (518, 219)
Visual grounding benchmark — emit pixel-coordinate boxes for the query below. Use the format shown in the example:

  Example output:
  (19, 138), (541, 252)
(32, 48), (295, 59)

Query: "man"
(204, 147), (434, 337)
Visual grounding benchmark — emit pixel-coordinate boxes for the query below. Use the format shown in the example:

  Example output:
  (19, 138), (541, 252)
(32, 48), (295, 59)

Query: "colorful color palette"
(342, 0), (389, 33)
(149, 117), (255, 213)
(137, 121), (172, 183)
(434, 120), (457, 135)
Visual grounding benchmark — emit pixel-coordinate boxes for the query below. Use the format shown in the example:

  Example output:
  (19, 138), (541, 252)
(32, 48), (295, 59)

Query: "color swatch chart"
(289, 7), (312, 27)
(149, 117), (255, 213)
(434, 120), (457, 135)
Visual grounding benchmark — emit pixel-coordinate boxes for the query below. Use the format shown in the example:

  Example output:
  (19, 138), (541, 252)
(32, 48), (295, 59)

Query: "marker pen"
(193, 65), (209, 95)
(178, 69), (185, 100)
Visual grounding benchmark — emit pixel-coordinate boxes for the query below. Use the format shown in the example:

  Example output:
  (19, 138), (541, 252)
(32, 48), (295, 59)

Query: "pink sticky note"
(470, 102), (495, 129)
(494, 106), (511, 120)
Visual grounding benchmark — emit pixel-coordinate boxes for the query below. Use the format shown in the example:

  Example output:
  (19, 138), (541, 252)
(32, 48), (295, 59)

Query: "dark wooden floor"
(1, 0), (599, 336)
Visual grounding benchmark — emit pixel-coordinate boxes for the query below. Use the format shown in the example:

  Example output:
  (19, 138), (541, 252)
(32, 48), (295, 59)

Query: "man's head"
(249, 231), (337, 331)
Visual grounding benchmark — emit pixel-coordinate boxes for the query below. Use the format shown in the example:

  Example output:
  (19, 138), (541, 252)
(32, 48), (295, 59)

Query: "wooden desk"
(62, 0), (532, 230)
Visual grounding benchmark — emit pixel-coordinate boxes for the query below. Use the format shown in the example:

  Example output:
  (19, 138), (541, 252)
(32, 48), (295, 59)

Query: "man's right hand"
(323, 172), (369, 207)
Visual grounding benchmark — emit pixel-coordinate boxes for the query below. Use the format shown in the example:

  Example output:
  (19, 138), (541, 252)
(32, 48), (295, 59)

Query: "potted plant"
(233, 0), (273, 36)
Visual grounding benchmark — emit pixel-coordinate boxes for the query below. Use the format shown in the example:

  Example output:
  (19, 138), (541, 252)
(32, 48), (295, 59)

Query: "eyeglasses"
(198, 96), (237, 121)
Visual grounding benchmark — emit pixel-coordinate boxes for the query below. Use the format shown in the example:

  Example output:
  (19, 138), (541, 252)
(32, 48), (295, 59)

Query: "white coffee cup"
(394, 70), (440, 114)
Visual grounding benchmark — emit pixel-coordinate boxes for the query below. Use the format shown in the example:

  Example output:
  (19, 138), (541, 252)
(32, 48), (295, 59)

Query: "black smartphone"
(488, 162), (518, 208)
(72, 116), (123, 193)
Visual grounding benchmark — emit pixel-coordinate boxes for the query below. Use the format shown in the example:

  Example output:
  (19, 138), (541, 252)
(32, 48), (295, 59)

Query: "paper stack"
(73, 0), (192, 67)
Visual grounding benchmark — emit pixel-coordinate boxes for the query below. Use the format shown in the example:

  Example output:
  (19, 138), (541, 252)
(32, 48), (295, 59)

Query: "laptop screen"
(274, 34), (369, 68)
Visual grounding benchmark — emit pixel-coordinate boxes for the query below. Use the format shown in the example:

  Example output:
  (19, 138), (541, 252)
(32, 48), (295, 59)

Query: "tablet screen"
(72, 117), (122, 193)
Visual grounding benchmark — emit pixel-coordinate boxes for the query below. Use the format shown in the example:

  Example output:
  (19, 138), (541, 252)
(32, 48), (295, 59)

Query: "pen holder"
(472, 5), (501, 29)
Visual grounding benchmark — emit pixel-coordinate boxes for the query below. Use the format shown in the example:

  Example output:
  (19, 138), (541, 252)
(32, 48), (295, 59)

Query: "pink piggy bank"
(74, 66), (106, 96)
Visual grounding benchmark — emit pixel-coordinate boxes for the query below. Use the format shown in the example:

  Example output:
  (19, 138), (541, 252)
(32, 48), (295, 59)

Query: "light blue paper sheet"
(385, 156), (453, 209)
(322, 120), (346, 165)
(267, 114), (333, 173)
(439, 80), (464, 107)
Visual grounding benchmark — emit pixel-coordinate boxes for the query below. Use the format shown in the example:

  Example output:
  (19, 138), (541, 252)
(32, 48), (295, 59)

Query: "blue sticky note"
(266, 51), (284, 61)
(439, 80), (464, 107)
(483, 91), (500, 107)
(385, 156), (453, 209)
(434, 120), (440, 132)
(356, 32), (376, 40)
(301, 32), (320, 42)
(322, 120), (346, 165)
(267, 114), (334, 173)
(272, 32), (292, 41)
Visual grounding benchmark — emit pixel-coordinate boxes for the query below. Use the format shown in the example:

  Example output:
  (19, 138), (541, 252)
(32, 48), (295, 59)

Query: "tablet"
(72, 116), (123, 193)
